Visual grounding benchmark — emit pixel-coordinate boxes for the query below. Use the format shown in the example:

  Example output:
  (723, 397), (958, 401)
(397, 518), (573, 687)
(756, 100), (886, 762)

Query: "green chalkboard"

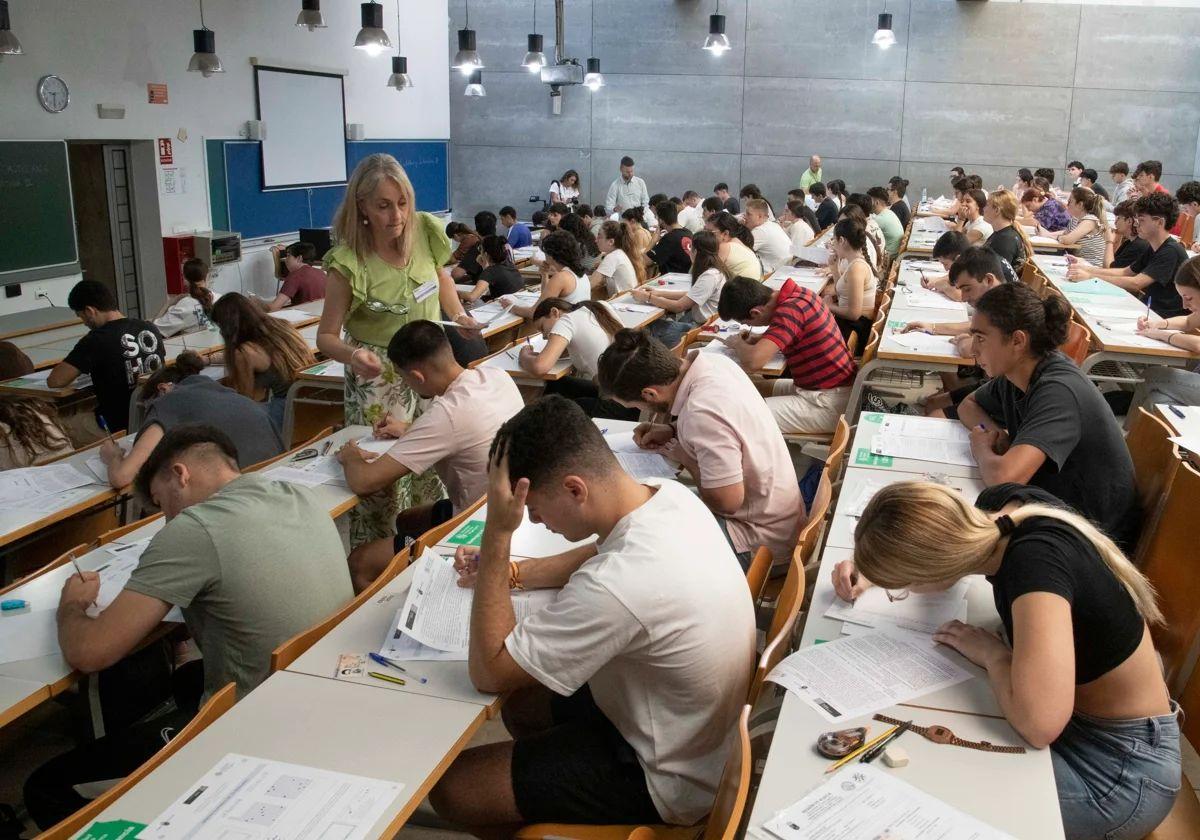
(0, 140), (79, 283)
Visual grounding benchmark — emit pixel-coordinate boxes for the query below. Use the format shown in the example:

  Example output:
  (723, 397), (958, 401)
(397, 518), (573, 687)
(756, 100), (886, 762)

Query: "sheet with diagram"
(139, 753), (403, 840)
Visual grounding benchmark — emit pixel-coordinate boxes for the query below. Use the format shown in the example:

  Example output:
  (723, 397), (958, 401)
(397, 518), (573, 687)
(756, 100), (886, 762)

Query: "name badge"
(414, 280), (438, 302)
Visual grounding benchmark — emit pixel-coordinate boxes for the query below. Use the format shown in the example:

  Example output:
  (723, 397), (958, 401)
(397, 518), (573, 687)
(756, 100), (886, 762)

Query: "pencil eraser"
(882, 746), (909, 768)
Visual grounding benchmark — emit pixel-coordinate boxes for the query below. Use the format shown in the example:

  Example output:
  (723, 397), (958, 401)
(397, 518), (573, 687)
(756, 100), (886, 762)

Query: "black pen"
(860, 720), (911, 764)
(1168, 405), (1185, 420)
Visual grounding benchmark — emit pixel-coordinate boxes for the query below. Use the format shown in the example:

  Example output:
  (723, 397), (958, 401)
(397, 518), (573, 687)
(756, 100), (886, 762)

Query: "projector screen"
(255, 66), (348, 190)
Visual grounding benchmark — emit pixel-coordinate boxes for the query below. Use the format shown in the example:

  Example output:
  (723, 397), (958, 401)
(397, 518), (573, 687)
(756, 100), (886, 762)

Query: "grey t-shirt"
(971, 351), (1140, 550)
(140, 376), (284, 468)
(125, 474), (353, 699)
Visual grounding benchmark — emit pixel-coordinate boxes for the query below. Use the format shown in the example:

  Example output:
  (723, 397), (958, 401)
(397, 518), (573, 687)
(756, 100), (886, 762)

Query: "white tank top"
(562, 270), (592, 305)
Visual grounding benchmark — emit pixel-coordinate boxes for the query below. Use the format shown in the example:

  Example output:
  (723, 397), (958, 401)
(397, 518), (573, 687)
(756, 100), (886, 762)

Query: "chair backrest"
(270, 547), (410, 672)
(845, 331), (859, 358)
(1126, 408), (1181, 553)
(413, 496), (487, 556)
(824, 418), (851, 483)
(96, 513), (163, 546)
(861, 327), (881, 365)
(748, 557), (806, 707)
(744, 546), (772, 602)
(1020, 259), (1046, 296)
(0, 543), (89, 597)
(245, 426), (334, 473)
(701, 705), (753, 840)
(37, 683), (237, 840)
(1140, 459), (1200, 693)
(795, 474), (832, 571)
(1058, 318), (1091, 366)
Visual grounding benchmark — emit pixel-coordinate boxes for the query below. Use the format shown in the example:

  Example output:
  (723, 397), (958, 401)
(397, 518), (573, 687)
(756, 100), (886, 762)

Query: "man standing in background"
(605, 156), (649, 215)
(797, 155), (823, 192)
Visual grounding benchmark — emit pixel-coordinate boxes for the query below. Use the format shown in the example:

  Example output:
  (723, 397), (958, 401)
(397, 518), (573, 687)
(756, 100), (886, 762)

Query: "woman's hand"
(98, 437), (122, 466)
(932, 620), (1011, 670)
(831, 560), (870, 602)
(453, 546), (480, 588)
(1137, 315), (1167, 332)
(349, 347), (383, 380)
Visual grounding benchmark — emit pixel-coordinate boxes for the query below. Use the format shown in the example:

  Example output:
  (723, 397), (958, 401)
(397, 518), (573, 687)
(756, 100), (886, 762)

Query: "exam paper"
(825, 580), (971, 635)
(879, 416), (971, 442)
(269, 308), (313, 324)
(615, 452), (679, 480)
(766, 627), (972, 722)
(900, 286), (967, 311)
(872, 434), (976, 467)
(612, 301), (660, 315)
(354, 435), (397, 457)
(140, 753), (403, 840)
(888, 331), (962, 356)
(381, 610), (468, 662)
(762, 763), (1015, 840)
(304, 360), (345, 378)
(793, 245), (831, 265)
(0, 463), (97, 504)
(395, 551), (556, 652)
(1079, 304), (1142, 320)
(263, 454), (346, 488)
(84, 438), (136, 484)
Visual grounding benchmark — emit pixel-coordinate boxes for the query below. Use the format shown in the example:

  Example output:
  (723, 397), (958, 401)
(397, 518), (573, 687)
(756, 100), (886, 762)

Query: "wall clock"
(38, 75), (70, 113)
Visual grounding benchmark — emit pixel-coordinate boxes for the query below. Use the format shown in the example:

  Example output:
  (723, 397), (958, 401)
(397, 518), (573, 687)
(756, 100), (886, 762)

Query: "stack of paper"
(264, 454), (348, 488)
(793, 245), (831, 265)
(0, 462), (97, 504)
(870, 416), (976, 466)
(888, 330), (961, 356)
(269, 308), (313, 324)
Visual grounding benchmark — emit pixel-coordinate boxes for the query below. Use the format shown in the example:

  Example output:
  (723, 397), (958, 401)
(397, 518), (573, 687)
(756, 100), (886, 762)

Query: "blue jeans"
(1052, 704), (1181, 840)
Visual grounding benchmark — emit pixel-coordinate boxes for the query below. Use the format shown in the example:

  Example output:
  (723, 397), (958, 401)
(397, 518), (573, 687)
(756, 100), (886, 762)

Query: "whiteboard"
(255, 66), (348, 190)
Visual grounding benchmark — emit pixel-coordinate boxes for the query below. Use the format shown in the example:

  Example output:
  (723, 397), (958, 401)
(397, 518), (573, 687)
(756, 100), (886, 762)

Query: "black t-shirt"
(722, 197), (741, 214)
(64, 317), (165, 432)
(479, 263), (524, 300)
(986, 225), (1027, 273)
(1112, 237), (1151, 270)
(814, 198), (838, 230)
(891, 200), (911, 229)
(458, 243), (484, 280)
(647, 228), (694, 274)
(971, 351), (1140, 551)
(977, 483), (1145, 685)
(1131, 237), (1189, 318)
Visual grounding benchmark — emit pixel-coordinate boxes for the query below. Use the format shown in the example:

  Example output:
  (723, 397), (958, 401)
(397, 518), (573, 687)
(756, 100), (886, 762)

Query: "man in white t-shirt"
(678, 190), (705, 234)
(744, 198), (793, 273)
(429, 396), (755, 830)
(337, 320), (523, 591)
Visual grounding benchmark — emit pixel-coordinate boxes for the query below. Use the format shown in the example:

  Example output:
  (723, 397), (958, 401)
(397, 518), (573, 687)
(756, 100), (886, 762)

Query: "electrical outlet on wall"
(33, 286), (49, 300)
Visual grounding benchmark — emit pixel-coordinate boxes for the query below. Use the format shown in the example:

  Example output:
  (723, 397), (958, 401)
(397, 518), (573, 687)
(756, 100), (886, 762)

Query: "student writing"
(265, 242), (327, 310)
(458, 235), (524, 303)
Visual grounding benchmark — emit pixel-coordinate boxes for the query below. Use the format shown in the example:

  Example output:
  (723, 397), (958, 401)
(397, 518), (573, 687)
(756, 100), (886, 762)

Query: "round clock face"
(38, 75), (70, 113)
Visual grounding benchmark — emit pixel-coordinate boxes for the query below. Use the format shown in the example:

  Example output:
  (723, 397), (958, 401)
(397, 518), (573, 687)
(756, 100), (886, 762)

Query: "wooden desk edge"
(0, 489), (123, 550)
(0, 683), (53, 729)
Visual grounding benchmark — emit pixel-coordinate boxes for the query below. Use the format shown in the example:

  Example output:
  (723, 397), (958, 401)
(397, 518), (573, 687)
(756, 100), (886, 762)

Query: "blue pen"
(368, 652), (428, 683)
(97, 415), (110, 435)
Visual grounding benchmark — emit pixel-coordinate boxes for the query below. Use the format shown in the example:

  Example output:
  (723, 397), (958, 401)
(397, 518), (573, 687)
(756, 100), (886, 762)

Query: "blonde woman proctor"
(833, 481), (1179, 840)
(318, 154), (481, 543)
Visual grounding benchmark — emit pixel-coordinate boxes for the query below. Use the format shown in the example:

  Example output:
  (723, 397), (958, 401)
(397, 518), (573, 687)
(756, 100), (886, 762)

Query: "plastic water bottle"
(921, 187), (928, 206)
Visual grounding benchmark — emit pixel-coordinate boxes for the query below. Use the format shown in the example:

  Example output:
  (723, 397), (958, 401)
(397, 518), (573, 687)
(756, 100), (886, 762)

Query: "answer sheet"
(824, 580), (971, 635)
(766, 627), (972, 723)
(84, 437), (136, 484)
(762, 763), (1015, 840)
(871, 418), (976, 467)
(615, 452), (679, 480)
(268, 308), (313, 324)
(888, 331), (962, 356)
(395, 551), (556, 652)
(793, 245), (831, 265)
(0, 462), (96, 504)
(899, 286), (967, 311)
(140, 753), (402, 840)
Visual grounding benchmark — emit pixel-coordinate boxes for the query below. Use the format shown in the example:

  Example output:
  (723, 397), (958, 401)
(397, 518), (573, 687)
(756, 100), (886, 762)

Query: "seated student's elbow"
(701, 483), (745, 517)
(46, 366), (74, 388)
(63, 640), (120, 675)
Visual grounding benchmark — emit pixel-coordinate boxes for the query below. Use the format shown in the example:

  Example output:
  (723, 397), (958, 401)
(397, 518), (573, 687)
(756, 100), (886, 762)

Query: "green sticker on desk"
(78, 820), (147, 840)
(447, 519), (486, 546)
(854, 448), (893, 467)
(862, 412), (885, 424)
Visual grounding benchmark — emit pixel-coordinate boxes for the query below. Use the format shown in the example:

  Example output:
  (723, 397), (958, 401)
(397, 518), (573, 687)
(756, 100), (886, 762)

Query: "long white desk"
(0, 443), (123, 550)
(77, 670), (487, 840)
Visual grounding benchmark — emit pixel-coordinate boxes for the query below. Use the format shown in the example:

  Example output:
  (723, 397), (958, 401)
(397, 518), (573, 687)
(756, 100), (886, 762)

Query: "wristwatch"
(872, 713), (1026, 754)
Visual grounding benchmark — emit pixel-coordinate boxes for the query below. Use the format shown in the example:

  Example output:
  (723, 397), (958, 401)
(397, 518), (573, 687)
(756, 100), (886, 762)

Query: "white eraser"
(882, 746), (909, 768)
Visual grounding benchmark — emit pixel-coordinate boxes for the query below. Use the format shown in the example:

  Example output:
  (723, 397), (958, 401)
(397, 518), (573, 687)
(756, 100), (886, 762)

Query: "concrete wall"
(449, 0), (1200, 221)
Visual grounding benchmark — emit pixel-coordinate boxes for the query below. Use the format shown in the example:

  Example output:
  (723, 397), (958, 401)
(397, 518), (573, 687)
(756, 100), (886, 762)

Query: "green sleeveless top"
(323, 212), (453, 348)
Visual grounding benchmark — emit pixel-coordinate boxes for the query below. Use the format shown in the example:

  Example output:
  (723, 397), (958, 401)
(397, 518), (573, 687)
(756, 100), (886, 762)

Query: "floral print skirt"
(344, 335), (445, 545)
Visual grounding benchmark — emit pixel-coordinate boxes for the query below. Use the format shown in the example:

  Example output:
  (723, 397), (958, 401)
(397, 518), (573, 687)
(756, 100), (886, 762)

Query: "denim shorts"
(1051, 703), (1182, 840)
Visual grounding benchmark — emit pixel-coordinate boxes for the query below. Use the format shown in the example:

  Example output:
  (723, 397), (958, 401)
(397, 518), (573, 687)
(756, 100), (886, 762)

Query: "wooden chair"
(245, 426), (334, 473)
(1139, 459), (1200, 693)
(513, 705), (753, 840)
(763, 473), (832, 606)
(270, 547), (411, 672)
(36, 683), (237, 840)
(749, 557), (806, 706)
(95, 513), (162, 546)
(1125, 408), (1181, 565)
(1019, 259), (1047, 297)
(1058, 318), (1091, 366)
(0, 543), (89, 597)
(1144, 782), (1200, 840)
(745, 546), (772, 603)
(413, 496), (487, 556)
(823, 418), (851, 483)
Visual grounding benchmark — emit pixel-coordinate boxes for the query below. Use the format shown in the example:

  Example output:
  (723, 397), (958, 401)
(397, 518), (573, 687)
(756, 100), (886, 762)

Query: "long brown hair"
(1069, 187), (1110, 235)
(599, 221), (647, 286)
(853, 482), (1163, 625)
(139, 351), (208, 402)
(690, 230), (731, 282)
(331, 154), (417, 263)
(0, 397), (69, 464)
(531, 297), (623, 338)
(181, 258), (215, 315)
(211, 294), (315, 390)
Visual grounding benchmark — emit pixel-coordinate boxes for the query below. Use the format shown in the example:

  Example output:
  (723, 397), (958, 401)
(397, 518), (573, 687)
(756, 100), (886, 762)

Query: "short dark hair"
(1109, 161), (1129, 176)
(1134, 192), (1180, 229)
(1068, 160), (1085, 170)
(949, 247), (1004, 287)
(682, 190), (700, 201)
(548, 202), (570, 217)
(965, 189), (988, 212)
(67, 279), (118, 313)
(286, 241), (317, 262)
(787, 188), (805, 200)
(808, 181), (827, 198)
(499, 205), (518, 219)
(655, 200), (679, 226)
(620, 156), (635, 167)
(1017, 168), (1034, 183)
(134, 424), (238, 501)
(739, 183), (762, 200)
(1035, 167), (1055, 183)
(701, 196), (723, 214)
(973, 282), (1071, 358)
(648, 193), (669, 209)
(577, 204), (593, 217)
(531, 210), (549, 226)
(596, 329), (683, 401)
(182, 258), (209, 284)
(479, 234), (510, 266)
(952, 176), (973, 194)
(931, 231), (971, 260)
(1175, 181), (1200, 206)
(1081, 168), (1098, 184)
(847, 193), (874, 217)
(718, 276), (773, 321)
(866, 186), (889, 205)
(1113, 199), (1138, 220)
(1135, 160), (1163, 180)
(387, 320), (452, 369)
(950, 166), (965, 177)
(489, 396), (618, 490)
(713, 182), (729, 192)
(474, 210), (498, 237)
(593, 205), (607, 217)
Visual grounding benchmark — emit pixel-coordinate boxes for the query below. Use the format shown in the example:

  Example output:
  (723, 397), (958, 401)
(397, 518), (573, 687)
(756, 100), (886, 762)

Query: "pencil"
(825, 725), (897, 774)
